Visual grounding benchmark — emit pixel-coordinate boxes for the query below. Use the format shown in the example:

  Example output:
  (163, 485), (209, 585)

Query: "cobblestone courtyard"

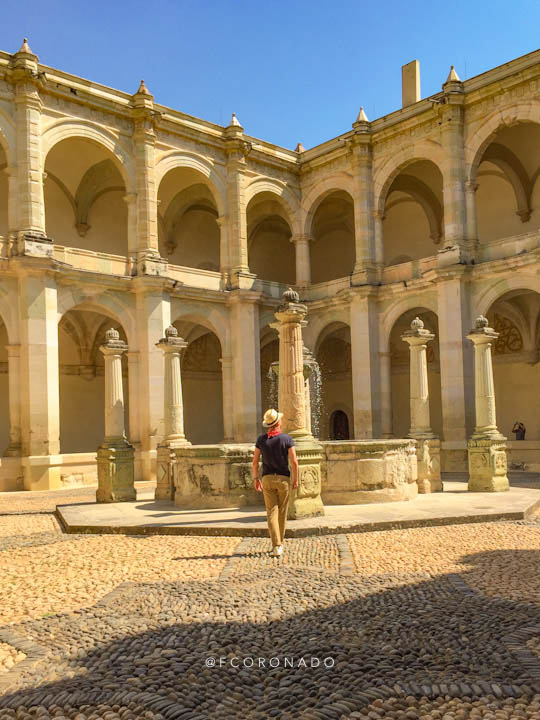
(1, 488), (540, 718)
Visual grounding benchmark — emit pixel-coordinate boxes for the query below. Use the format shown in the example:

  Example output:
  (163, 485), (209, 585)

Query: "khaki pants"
(261, 474), (290, 547)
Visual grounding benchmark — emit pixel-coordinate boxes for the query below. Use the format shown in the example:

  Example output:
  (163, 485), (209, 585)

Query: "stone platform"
(56, 479), (540, 537)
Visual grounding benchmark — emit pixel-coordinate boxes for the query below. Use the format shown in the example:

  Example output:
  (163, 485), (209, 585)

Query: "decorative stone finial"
(18, 38), (33, 54)
(356, 107), (369, 122)
(295, 142), (305, 153)
(411, 317), (424, 331)
(475, 315), (489, 330)
(136, 79), (151, 96)
(105, 327), (120, 342)
(282, 287), (300, 304)
(446, 65), (461, 83)
(229, 112), (241, 127)
(165, 325), (178, 338)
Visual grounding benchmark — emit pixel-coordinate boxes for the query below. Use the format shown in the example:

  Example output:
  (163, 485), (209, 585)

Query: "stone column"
(229, 292), (261, 441)
(216, 216), (230, 289)
(438, 275), (473, 471)
(126, 350), (142, 481)
(11, 40), (50, 256)
(4, 166), (18, 253)
(219, 356), (235, 442)
(224, 115), (251, 285)
(18, 273), (61, 490)
(155, 326), (190, 501)
(466, 316), (509, 492)
(96, 328), (135, 502)
(401, 318), (442, 493)
(465, 181), (479, 255)
(134, 281), (170, 480)
(350, 292), (379, 438)
(438, 69), (467, 263)
(273, 288), (324, 518)
(4, 344), (21, 456)
(350, 114), (377, 283)
(292, 235), (311, 289)
(124, 193), (138, 275)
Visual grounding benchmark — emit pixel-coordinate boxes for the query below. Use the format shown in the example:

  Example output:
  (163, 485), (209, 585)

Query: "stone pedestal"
(155, 326), (190, 501)
(273, 288), (324, 519)
(401, 318), (442, 493)
(96, 329), (135, 502)
(466, 316), (509, 492)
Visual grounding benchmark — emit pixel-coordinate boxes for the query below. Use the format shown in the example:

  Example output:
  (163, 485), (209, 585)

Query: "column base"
(3, 442), (22, 457)
(351, 265), (379, 286)
(16, 231), (54, 259)
(96, 440), (136, 503)
(467, 435), (509, 492)
(155, 441), (191, 501)
(287, 439), (325, 519)
(413, 436), (443, 493)
(136, 252), (168, 277)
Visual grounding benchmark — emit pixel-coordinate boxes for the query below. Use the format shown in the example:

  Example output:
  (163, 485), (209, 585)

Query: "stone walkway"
(1, 489), (540, 718)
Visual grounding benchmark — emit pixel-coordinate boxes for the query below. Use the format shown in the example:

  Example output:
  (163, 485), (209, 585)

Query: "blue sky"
(2, 0), (539, 150)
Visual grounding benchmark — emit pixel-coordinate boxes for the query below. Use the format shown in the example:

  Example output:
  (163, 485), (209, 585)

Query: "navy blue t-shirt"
(255, 432), (295, 477)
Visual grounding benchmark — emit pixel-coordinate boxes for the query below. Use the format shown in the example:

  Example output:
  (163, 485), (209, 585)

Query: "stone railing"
(167, 263), (223, 291)
(53, 245), (131, 276)
(381, 254), (438, 285)
(477, 228), (540, 263)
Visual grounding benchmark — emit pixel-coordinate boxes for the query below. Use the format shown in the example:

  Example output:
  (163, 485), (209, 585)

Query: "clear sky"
(2, 0), (539, 150)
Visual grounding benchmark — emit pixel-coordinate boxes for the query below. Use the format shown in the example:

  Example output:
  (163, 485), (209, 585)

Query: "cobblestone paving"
(1, 491), (540, 718)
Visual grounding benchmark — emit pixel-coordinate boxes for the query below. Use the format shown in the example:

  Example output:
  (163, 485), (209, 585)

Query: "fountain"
(271, 288), (325, 519)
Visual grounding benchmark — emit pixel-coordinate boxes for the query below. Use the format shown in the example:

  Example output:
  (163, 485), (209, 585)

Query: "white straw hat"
(262, 408), (283, 428)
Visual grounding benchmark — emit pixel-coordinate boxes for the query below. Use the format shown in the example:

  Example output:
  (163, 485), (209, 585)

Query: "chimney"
(402, 60), (421, 107)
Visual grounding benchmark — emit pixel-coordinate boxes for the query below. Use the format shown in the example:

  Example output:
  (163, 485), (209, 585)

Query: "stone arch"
(247, 190), (295, 284)
(302, 174), (355, 237)
(381, 294), (438, 354)
(58, 305), (130, 454)
(314, 319), (353, 441)
(155, 151), (226, 216)
(57, 287), (136, 348)
(42, 119), (135, 192)
(245, 178), (301, 236)
(0, 109), (16, 167)
(388, 306), (442, 439)
(466, 101), (540, 183)
(373, 141), (444, 218)
(474, 275), (540, 319)
(170, 300), (230, 357)
(304, 307), (350, 351)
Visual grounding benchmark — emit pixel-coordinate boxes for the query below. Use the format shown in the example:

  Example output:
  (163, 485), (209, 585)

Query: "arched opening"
(44, 138), (128, 254)
(58, 309), (129, 453)
(382, 160), (444, 266)
(0, 316), (9, 452)
(0, 142), (9, 240)
(310, 191), (355, 283)
(247, 192), (295, 284)
(485, 289), (540, 440)
(260, 330), (279, 411)
(389, 308), (442, 438)
(330, 409), (350, 441)
(316, 323), (353, 441)
(475, 122), (540, 244)
(158, 168), (220, 271)
(173, 321), (224, 443)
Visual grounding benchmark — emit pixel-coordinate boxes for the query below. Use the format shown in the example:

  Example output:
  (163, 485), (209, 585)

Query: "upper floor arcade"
(1, 40), (540, 302)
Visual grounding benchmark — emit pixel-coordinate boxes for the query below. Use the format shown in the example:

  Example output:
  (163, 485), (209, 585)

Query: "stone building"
(1, 39), (540, 491)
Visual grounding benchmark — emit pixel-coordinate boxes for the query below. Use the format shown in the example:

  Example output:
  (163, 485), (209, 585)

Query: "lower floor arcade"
(1, 259), (540, 490)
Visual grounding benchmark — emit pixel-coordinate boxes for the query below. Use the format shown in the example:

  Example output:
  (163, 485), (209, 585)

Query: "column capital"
(466, 315), (498, 345)
(401, 317), (435, 346)
(99, 328), (128, 356)
(156, 325), (188, 353)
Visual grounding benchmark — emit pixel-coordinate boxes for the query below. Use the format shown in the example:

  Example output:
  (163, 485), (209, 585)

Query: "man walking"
(252, 408), (299, 557)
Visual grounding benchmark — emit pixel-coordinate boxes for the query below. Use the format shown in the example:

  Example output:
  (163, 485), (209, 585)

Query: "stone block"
(96, 441), (136, 502)
(467, 436), (509, 492)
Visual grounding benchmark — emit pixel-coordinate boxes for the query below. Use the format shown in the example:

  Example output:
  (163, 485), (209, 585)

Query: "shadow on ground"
(1, 550), (540, 719)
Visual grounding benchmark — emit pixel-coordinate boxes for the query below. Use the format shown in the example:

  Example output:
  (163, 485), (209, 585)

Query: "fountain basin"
(321, 439), (418, 504)
(157, 438), (419, 508)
